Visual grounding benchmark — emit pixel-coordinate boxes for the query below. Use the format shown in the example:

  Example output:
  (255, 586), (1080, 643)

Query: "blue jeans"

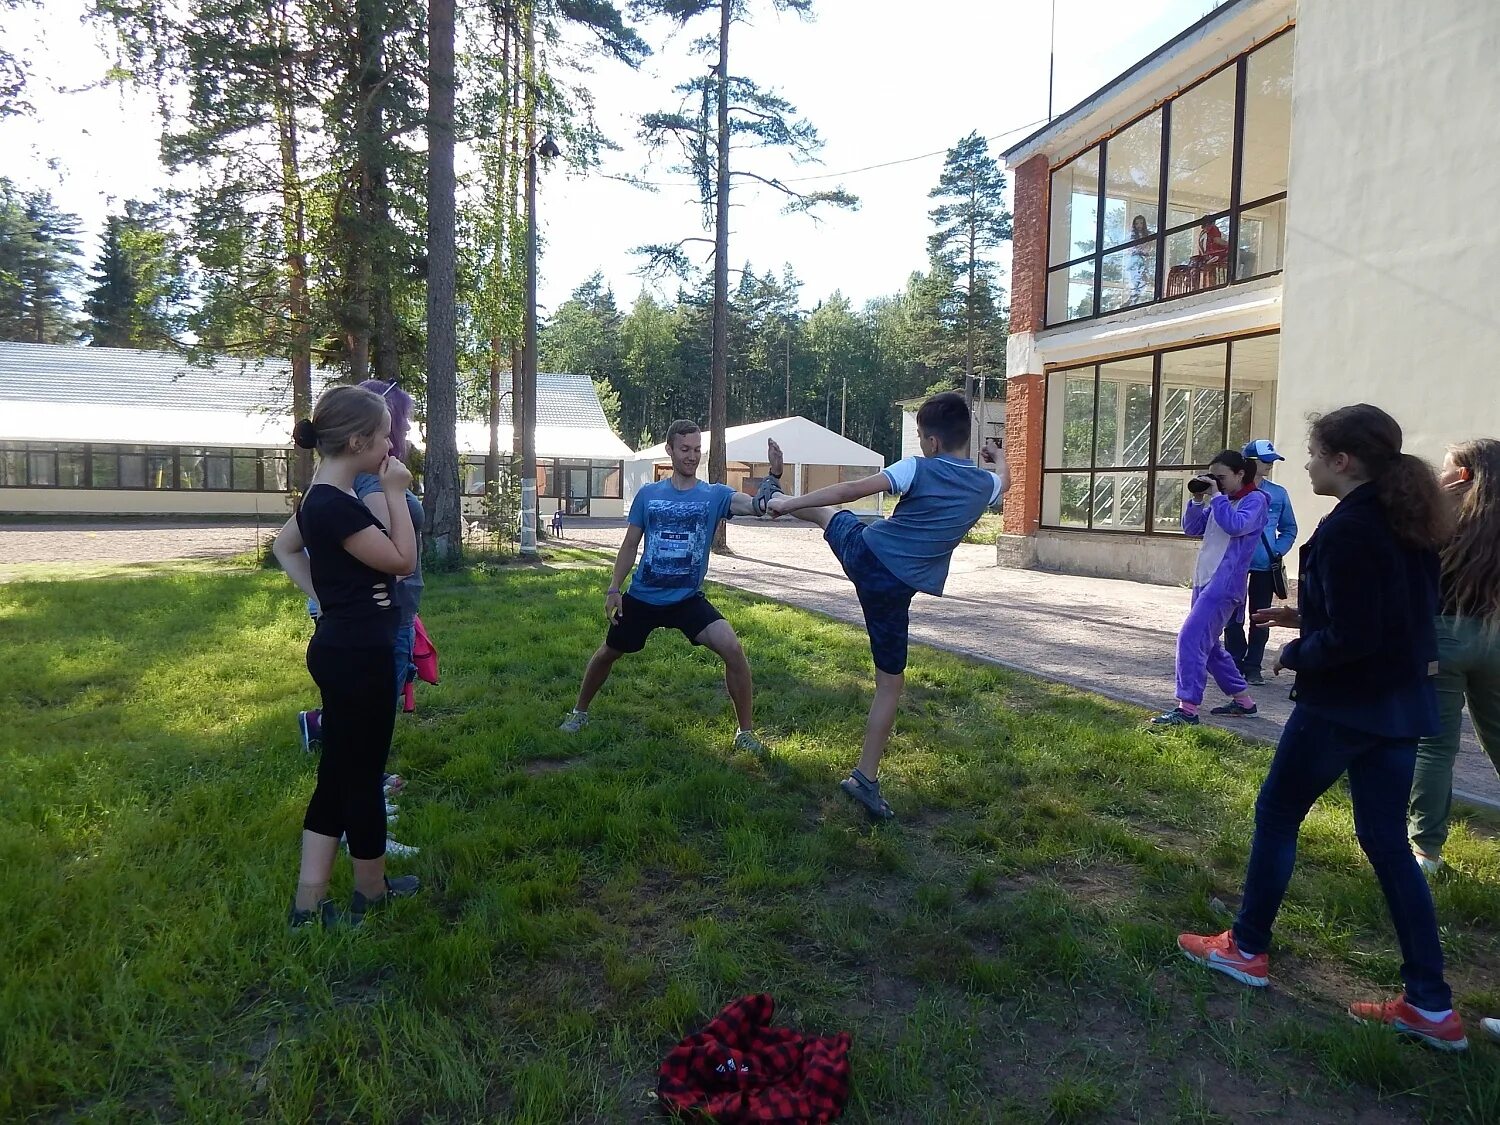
(394, 617), (416, 707)
(1233, 707), (1451, 1010)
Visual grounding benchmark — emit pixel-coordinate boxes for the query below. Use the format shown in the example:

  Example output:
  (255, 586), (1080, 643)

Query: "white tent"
(626, 416), (886, 510)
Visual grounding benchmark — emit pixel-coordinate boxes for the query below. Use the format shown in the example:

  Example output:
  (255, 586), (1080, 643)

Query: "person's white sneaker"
(1481, 1017), (1500, 1043)
(559, 709), (590, 733)
(385, 839), (420, 859)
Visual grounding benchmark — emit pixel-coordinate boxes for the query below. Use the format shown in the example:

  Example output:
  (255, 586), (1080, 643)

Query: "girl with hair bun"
(1179, 404), (1468, 1051)
(272, 384), (422, 928)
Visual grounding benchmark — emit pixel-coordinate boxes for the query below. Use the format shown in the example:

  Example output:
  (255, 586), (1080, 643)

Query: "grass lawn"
(4, 557), (1500, 1123)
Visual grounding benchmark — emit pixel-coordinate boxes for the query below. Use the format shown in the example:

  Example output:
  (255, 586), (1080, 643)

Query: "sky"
(0, 0), (1224, 316)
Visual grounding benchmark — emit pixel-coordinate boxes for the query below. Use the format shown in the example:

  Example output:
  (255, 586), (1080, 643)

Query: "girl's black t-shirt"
(297, 483), (399, 647)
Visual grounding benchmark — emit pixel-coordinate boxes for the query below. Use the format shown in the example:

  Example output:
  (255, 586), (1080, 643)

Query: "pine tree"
(83, 201), (186, 348)
(0, 180), (81, 343)
(927, 131), (1012, 445)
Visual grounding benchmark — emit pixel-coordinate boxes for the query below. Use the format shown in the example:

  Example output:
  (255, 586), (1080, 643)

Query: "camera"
(1187, 476), (1213, 495)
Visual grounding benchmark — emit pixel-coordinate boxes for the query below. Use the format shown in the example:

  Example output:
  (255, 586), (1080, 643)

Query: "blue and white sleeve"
(881, 456), (919, 496)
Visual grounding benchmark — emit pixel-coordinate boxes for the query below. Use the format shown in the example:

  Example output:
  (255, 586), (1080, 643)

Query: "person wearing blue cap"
(1224, 438), (1299, 685)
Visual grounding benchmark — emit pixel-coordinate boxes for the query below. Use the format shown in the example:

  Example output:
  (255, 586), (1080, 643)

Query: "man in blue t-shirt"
(559, 420), (781, 753)
(768, 391), (1009, 820)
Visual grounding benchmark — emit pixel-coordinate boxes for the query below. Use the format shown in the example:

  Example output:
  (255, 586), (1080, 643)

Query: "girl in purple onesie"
(1153, 449), (1270, 727)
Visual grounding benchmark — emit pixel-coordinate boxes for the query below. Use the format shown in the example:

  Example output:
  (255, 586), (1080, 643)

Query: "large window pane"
(1229, 335), (1280, 453)
(1, 445), (26, 486)
(1167, 67), (1235, 225)
(1043, 473), (1091, 528)
(1241, 31), (1293, 203)
(119, 449), (146, 489)
(1047, 262), (1095, 323)
(146, 447), (174, 490)
(1163, 215), (1230, 297)
(1235, 199), (1285, 277)
(27, 446), (57, 486)
(205, 448), (232, 490)
(1100, 246), (1155, 313)
(1095, 357), (1154, 467)
(58, 444), (87, 487)
(591, 461), (622, 498)
(1049, 148), (1100, 265)
(1158, 344), (1227, 465)
(1102, 111), (1161, 250)
(179, 449), (205, 489)
(265, 451), (289, 492)
(1091, 471), (1148, 531)
(1153, 472), (1191, 533)
(232, 450), (259, 491)
(1045, 369), (1096, 469)
(92, 450), (119, 488)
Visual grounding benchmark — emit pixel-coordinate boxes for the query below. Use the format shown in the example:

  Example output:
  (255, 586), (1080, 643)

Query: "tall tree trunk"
(965, 219), (976, 454)
(508, 11), (525, 462)
(487, 335), (503, 486)
(424, 0), (461, 559)
(511, 343), (523, 456)
(709, 0), (731, 551)
(485, 6), (514, 493)
(272, 0), (314, 495)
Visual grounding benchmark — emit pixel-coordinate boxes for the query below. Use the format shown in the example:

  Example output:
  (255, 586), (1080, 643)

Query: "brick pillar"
(1003, 374), (1044, 535)
(1003, 152), (1050, 538)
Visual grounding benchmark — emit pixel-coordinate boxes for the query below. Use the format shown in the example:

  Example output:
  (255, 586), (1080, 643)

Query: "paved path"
(0, 521), (266, 570)
(560, 517), (1500, 813)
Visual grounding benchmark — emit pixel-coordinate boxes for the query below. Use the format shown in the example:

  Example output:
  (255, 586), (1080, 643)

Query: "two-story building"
(1000, 0), (1500, 583)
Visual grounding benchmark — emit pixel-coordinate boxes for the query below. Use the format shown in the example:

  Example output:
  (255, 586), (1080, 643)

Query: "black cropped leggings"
(303, 635), (396, 859)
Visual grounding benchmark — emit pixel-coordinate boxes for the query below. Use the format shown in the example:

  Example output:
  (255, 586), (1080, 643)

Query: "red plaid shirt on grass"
(656, 993), (851, 1123)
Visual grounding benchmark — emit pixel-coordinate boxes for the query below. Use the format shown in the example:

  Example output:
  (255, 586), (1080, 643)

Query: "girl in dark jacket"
(1177, 404), (1467, 1051)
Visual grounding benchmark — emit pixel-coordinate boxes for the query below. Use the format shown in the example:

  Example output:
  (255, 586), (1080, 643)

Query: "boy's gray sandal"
(840, 769), (894, 820)
(753, 472), (783, 516)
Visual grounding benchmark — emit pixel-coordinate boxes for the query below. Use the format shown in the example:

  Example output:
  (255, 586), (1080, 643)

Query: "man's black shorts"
(605, 591), (725, 653)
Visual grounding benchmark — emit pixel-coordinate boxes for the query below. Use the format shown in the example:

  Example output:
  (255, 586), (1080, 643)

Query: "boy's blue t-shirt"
(626, 478), (738, 605)
(861, 454), (1002, 596)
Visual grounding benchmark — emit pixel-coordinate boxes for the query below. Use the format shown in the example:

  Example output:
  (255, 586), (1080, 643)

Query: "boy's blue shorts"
(824, 510), (918, 675)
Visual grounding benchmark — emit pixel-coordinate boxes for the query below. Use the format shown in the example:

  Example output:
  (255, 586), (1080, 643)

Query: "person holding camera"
(1223, 439), (1298, 686)
(1152, 449), (1269, 727)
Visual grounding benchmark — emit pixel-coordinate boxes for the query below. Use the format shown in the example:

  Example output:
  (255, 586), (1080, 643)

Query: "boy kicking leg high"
(769, 392), (1008, 819)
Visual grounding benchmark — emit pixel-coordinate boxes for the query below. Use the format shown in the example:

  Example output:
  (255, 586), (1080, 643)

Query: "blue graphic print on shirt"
(627, 479), (737, 605)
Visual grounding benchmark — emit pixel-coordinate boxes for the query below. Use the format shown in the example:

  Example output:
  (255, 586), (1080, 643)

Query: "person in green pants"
(1408, 438), (1500, 874)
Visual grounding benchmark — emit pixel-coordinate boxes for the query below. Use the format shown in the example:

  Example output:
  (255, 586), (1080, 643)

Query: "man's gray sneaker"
(559, 709), (589, 733)
(732, 730), (770, 755)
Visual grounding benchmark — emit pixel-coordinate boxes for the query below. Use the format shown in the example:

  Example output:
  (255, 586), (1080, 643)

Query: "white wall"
(0, 488), (292, 517)
(1277, 1), (1500, 555)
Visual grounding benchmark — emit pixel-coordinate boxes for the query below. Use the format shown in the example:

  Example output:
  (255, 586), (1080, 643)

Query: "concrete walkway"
(559, 517), (1500, 813)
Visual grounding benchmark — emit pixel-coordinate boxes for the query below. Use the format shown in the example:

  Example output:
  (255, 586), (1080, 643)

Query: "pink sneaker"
(1178, 929), (1269, 988)
(1348, 997), (1467, 1052)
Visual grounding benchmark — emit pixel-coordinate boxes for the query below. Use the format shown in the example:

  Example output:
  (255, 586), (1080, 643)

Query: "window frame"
(1038, 329), (1280, 534)
(0, 441), (292, 492)
(1045, 26), (1294, 326)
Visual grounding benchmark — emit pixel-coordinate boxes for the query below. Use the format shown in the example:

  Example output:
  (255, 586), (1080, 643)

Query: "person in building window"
(1189, 217), (1230, 283)
(1126, 214), (1154, 303)
(1152, 449), (1269, 728)
(1224, 439), (1298, 686)
(1407, 438), (1500, 875)
(1180, 404), (1467, 1052)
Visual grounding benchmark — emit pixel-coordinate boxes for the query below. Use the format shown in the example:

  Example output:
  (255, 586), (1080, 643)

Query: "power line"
(600, 115), (1052, 191)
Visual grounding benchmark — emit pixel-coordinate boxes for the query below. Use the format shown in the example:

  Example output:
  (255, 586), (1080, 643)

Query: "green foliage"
(83, 200), (189, 348)
(0, 177), (82, 343)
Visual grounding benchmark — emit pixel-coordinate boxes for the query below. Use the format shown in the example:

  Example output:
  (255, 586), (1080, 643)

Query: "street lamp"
(520, 131), (561, 556)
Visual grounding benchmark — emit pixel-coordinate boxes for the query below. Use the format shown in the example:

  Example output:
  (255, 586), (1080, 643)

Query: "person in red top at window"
(1191, 216), (1230, 270)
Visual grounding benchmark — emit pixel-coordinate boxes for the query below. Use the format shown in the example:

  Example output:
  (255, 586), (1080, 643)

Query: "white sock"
(1410, 1003), (1452, 1022)
(738, 728), (752, 736)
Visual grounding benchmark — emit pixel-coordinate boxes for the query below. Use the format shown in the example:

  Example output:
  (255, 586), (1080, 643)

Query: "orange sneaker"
(1178, 929), (1269, 988)
(1348, 997), (1468, 1052)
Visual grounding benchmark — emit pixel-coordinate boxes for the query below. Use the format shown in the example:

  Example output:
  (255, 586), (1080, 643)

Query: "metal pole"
(520, 136), (539, 557)
(1048, 0), (1057, 121)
